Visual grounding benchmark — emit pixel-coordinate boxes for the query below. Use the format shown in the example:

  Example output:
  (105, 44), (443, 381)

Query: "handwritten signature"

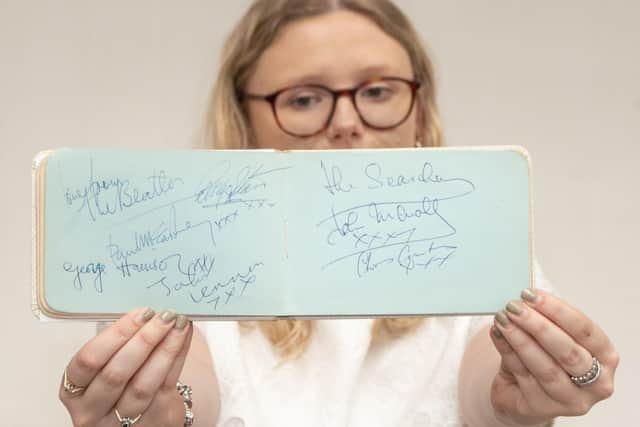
(106, 205), (218, 267)
(64, 159), (184, 222)
(194, 162), (289, 210)
(62, 261), (106, 293)
(187, 261), (264, 308)
(318, 160), (474, 276)
(120, 252), (215, 289)
(356, 241), (457, 277)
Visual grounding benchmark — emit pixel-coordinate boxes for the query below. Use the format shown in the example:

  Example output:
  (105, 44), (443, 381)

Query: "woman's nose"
(325, 94), (364, 145)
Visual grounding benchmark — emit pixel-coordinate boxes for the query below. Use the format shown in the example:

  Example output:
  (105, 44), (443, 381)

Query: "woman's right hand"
(59, 308), (194, 427)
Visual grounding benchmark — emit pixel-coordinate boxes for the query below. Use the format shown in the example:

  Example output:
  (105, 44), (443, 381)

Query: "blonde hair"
(207, 0), (444, 359)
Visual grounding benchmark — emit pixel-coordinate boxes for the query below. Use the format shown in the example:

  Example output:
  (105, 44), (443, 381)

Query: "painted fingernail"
(160, 309), (177, 323)
(521, 288), (538, 303)
(174, 315), (189, 330)
(495, 310), (511, 327)
(141, 308), (155, 322)
(491, 326), (504, 339)
(506, 300), (524, 315)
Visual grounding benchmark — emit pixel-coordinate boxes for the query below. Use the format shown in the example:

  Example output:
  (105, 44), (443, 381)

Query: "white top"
(200, 262), (553, 427)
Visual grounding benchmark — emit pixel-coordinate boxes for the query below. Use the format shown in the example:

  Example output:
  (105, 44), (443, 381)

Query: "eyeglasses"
(242, 77), (421, 137)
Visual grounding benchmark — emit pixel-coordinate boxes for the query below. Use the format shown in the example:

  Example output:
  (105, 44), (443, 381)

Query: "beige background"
(1, 1), (638, 425)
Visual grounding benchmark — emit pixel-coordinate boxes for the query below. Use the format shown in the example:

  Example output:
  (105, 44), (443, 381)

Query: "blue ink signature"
(64, 159), (184, 222)
(318, 161), (474, 275)
(365, 161), (474, 190)
(115, 162), (288, 226)
(194, 162), (290, 209)
(107, 205), (218, 267)
(120, 252), (215, 291)
(319, 198), (458, 270)
(188, 262), (264, 308)
(321, 160), (355, 195)
(62, 261), (106, 293)
(357, 241), (457, 277)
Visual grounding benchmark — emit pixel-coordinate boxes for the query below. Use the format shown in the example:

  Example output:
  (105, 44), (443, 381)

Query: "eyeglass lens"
(274, 79), (414, 136)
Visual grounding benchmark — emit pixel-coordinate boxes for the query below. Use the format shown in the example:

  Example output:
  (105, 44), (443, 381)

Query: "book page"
(284, 147), (531, 316)
(38, 149), (287, 318)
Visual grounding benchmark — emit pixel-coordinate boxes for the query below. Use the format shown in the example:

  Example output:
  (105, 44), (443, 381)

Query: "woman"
(59, 1), (618, 426)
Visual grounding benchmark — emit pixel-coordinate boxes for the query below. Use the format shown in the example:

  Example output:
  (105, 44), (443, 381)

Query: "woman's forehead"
(247, 10), (413, 91)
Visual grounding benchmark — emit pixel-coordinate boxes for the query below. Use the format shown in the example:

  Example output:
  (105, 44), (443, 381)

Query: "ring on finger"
(62, 368), (86, 395)
(570, 356), (602, 386)
(114, 409), (143, 427)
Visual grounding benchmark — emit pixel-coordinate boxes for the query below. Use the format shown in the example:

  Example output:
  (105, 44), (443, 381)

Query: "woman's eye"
(361, 86), (392, 100)
(286, 93), (322, 109)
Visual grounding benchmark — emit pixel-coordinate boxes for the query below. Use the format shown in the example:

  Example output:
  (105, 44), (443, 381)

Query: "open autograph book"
(32, 147), (534, 320)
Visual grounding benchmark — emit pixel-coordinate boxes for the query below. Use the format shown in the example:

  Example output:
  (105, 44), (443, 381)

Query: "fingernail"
(506, 300), (524, 315)
(521, 288), (538, 303)
(174, 315), (189, 330)
(141, 308), (155, 322)
(491, 326), (504, 339)
(495, 310), (511, 327)
(160, 309), (177, 323)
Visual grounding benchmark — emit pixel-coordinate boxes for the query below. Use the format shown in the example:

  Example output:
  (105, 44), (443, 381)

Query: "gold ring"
(62, 368), (86, 394)
(115, 409), (143, 427)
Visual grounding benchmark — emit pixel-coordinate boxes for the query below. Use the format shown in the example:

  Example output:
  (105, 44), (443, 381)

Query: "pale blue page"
(43, 149), (288, 317)
(284, 148), (531, 316)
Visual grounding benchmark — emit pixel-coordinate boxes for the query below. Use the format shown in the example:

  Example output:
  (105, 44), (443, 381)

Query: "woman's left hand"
(490, 289), (619, 425)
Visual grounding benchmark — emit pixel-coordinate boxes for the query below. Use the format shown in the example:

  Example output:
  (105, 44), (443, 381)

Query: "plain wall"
(1, 1), (638, 425)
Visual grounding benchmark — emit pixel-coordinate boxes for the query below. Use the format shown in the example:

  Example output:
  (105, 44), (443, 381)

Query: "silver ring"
(570, 356), (602, 386)
(177, 381), (194, 427)
(62, 368), (86, 394)
(114, 409), (143, 427)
